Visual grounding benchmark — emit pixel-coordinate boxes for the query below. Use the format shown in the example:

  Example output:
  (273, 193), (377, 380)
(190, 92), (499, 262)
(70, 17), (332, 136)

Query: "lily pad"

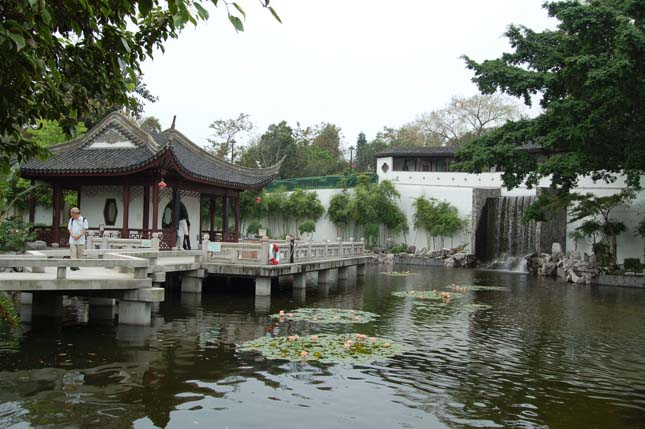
(462, 303), (493, 311)
(449, 284), (510, 292)
(392, 290), (464, 300)
(240, 333), (408, 364)
(271, 308), (377, 324)
(379, 271), (418, 277)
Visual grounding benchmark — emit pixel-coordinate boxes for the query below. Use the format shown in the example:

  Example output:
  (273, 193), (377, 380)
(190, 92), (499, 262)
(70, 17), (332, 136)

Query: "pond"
(1, 266), (645, 428)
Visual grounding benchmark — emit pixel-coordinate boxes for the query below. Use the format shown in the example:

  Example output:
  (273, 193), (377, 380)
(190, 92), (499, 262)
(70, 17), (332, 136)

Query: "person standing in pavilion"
(68, 207), (88, 270)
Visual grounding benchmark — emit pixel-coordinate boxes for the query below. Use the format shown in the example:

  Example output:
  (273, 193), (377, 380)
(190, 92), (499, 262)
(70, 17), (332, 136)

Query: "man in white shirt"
(68, 207), (88, 271)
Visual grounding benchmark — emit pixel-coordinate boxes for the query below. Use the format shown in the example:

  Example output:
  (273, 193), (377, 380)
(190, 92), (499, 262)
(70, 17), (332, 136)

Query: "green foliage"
(24, 120), (88, 147)
(271, 308), (378, 324)
(570, 190), (635, 267)
(636, 217), (645, 239)
(392, 290), (464, 300)
(327, 191), (352, 227)
(623, 258), (643, 273)
(0, 292), (20, 328)
(139, 116), (162, 134)
(246, 220), (263, 236)
(413, 196), (467, 249)
(240, 333), (407, 364)
(457, 0), (645, 216)
(298, 220), (316, 236)
(0, 217), (36, 252)
(1, 0), (280, 173)
(389, 244), (409, 254)
(207, 113), (253, 163)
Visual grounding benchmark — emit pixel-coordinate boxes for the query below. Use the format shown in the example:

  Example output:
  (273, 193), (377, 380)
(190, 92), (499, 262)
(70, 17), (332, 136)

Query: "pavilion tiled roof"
(20, 112), (281, 189)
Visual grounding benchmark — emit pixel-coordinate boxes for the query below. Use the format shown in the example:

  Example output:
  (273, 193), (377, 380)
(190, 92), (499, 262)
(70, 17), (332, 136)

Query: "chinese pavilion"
(20, 112), (280, 249)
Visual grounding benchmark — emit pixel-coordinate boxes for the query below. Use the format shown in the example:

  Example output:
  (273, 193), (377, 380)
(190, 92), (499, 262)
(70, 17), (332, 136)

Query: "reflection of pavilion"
(20, 112), (280, 249)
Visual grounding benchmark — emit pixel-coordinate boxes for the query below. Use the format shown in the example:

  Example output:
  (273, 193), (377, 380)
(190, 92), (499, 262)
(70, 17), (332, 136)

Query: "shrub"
(623, 258), (643, 273)
(298, 220), (316, 236)
(389, 244), (409, 254)
(0, 218), (35, 252)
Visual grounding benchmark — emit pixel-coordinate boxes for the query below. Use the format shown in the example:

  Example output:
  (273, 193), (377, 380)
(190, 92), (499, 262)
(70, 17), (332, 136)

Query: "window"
(103, 199), (118, 225)
(162, 201), (189, 228)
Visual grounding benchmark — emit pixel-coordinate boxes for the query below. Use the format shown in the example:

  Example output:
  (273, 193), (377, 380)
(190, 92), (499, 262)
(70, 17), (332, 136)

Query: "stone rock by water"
(26, 240), (46, 250)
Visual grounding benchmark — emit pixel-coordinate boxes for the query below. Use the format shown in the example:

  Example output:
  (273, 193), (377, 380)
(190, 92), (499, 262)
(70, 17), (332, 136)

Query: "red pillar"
(152, 183), (159, 231)
(29, 182), (36, 224)
(122, 184), (130, 238)
(209, 197), (215, 237)
(222, 196), (228, 234)
(52, 184), (62, 245)
(143, 185), (150, 231)
(234, 196), (240, 242)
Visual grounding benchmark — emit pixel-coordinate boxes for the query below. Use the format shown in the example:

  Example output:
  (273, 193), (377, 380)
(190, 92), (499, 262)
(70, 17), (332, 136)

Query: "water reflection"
(1, 266), (645, 428)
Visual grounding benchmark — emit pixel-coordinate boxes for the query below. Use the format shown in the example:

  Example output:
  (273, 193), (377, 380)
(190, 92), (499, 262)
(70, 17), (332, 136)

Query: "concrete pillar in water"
(292, 287), (306, 304)
(356, 264), (366, 277)
(118, 300), (152, 326)
(181, 292), (201, 307)
(181, 276), (202, 294)
(254, 295), (271, 314)
(20, 292), (33, 304)
(293, 273), (306, 289)
(89, 298), (115, 322)
(255, 277), (271, 296)
(338, 267), (349, 280)
(318, 269), (332, 284)
(32, 292), (63, 318)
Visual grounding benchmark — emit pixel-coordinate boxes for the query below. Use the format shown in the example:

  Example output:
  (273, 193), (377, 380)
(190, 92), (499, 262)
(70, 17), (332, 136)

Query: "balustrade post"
(87, 231), (94, 249)
(308, 241), (312, 261)
(325, 240), (329, 258)
(350, 237), (355, 256)
(151, 232), (160, 251)
(260, 236), (270, 264)
(101, 232), (109, 250)
(337, 237), (342, 257)
(202, 233), (210, 261)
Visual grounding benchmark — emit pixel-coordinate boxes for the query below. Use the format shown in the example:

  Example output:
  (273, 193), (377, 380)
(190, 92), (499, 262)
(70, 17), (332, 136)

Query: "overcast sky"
(141, 0), (555, 152)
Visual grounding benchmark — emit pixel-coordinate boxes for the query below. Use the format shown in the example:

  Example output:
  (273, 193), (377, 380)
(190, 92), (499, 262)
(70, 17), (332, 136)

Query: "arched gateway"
(20, 112), (281, 249)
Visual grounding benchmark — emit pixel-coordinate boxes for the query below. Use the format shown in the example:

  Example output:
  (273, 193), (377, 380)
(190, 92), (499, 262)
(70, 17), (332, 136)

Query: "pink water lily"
(288, 313), (294, 318)
(288, 335), (299, 341)
(310, 335), (318, 341)
(300, 351), (308, 358)
(356, 334), (367, 341)
(279, 310), (285, 316)
(369, 337), (376, 343)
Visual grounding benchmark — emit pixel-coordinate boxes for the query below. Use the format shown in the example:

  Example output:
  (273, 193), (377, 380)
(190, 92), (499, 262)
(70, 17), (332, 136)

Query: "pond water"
(1, 266), (645, 428)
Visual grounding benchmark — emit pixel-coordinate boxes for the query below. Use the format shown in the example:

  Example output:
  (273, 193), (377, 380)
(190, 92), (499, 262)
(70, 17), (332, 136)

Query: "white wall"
(566, 176), (645, 263)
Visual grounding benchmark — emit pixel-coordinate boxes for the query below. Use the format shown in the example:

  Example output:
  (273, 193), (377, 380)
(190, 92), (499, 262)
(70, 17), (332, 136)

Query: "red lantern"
(157, 179), (167, 189)
(255, 196), (262, 204)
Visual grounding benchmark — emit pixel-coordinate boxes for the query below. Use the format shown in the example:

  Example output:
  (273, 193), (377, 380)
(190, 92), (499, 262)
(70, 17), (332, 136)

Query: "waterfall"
(487, 195), (538, 271)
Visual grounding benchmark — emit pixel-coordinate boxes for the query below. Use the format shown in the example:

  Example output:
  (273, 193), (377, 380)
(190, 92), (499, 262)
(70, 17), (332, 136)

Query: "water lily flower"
(288, 335), (299, 341)
(356, 334), (367, 340)
(310, 335), (318, 341)
(279, 310), (285, 316)
(369, 337), (376, 343)
(300, 351), (308, 358)
(288, 313), (294, 318)
(383, 342), (390, 348)
(354, 316), (361, 320)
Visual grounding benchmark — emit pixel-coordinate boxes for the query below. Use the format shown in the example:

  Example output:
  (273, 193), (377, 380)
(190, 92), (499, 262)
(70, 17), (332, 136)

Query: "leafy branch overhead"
(0, 0), (281, 173)
(456, 0), (645, 217)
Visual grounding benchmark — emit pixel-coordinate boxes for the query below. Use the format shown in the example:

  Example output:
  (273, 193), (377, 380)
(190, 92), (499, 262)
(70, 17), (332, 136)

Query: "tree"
(416, 94), (522, 146)
(139, 116), (162, 134)
(207, 113), (254, 163)
(327, 191), (352, 239)
(0, 0), (280, 173)
(413, 196), (467, 249)
(569, 189), (635, 268)
(355, 132), (369, 172)
(457, 0), (645, 217)
(239, 121), (299, 178)
(23, 120), (88, 147)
